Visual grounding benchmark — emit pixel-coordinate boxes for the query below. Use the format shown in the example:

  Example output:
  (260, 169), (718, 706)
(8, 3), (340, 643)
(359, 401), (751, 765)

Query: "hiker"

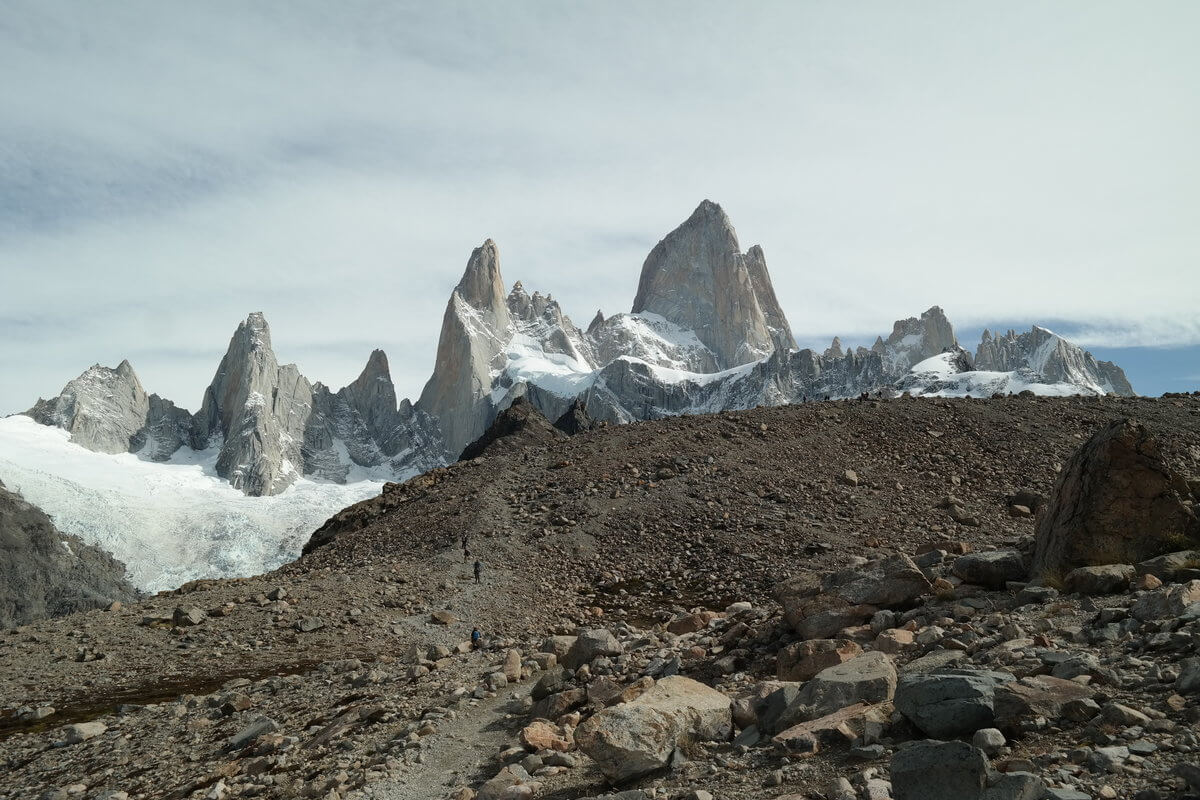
(473, 560), (482, 583)
(463, 547), (471, 563)
(471, 627), (482, 649)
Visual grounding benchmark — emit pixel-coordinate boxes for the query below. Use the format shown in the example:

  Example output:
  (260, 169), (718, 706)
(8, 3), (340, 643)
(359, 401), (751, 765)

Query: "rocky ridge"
(23, 201), (1135, 496)
(0, 479), (136, 628)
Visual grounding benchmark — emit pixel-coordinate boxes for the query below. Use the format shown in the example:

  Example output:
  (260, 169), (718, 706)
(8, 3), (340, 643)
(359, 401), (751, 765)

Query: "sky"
(1, 0), (1198, 415)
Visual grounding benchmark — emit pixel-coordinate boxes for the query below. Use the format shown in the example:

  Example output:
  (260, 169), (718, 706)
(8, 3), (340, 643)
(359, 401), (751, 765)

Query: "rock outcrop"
(192, 313), (314, 496)
(976, 326), (1133, 394)
(22, 200), (1138, 497)
(1032, 418), (1200, 577)
(458, 396), (565, 461)
(417, 241), (515, 459)
(0, 480), (136, 628)
(631, 199), (791, 368)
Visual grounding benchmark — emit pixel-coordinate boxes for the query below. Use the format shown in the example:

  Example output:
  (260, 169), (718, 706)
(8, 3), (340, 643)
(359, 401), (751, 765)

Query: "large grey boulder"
(777, 555), (931, 639)
(891, 740), (988, 800)
(1063, 564), (1135, 595)
(631, 199), (792, 369)
(563, 628), (623, 670)
(0, 480), (136, 629)
(574, 676), (732, 782)
(778, 651), (897, 728)
(1032, 419), (1199, 578)
(895, 670), (1014, 738)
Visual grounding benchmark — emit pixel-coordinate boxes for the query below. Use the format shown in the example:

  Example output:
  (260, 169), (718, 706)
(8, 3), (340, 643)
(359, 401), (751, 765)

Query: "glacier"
(0, 415), (384, 591)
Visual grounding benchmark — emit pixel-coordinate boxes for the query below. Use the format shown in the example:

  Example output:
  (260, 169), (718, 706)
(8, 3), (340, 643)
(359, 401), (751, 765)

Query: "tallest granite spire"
(632, 200), (794, 368)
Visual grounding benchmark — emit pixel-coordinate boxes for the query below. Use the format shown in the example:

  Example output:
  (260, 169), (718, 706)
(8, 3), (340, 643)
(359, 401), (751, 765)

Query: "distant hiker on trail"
(471, 627), (482, 649)
(473, 560), (482, 583)
(463, 547), (471, 563)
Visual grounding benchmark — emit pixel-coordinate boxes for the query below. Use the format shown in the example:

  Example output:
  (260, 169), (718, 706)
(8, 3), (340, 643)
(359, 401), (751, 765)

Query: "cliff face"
(0, 479), (136, 628)
(192, 313), (313, 496)
(631, 200), (791, 369)
(416, 240), (515, 458)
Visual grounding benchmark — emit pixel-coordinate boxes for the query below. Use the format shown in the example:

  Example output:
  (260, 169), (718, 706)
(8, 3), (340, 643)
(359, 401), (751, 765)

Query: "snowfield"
(0, 415), (383, 591)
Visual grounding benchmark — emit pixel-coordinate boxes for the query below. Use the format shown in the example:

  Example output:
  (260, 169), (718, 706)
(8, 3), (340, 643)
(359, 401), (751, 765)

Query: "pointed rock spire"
(588, 310), (606, 335)
(193, 313), (314, 496)
(417, 240), (517, 457)
(631, 200), (792, 369)
(824, 337), (844, 359)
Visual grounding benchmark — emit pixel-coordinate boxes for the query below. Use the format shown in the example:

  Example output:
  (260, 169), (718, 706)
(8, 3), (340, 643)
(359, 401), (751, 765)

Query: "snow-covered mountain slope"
(0, 415), (385, 591)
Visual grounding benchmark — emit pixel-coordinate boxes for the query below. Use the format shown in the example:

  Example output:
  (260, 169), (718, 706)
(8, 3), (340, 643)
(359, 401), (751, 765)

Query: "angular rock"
(563, 629), (622, 670)
(772, 702), (892, 753)
(776, 639), (862, 682)
(953, 551), (1027, 588)
(1063, 564), (1135, 595)
(1032, 419), (1200, 577)
(574, 676), (732, 782)
(780, 651), (897, 726)
(891, 740), (988, 800)
(62, 721), (106, 744)
(895, 670), (1013, 738)
(993, 675), (1095, 731)
(1130, 580), (1200, 621)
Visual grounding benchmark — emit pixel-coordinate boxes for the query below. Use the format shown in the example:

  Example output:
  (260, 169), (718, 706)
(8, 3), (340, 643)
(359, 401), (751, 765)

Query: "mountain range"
(19, 200), (1133, 499)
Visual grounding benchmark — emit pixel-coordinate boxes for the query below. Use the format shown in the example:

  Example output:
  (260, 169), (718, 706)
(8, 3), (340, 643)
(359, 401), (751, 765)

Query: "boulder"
(1063, 564), (1135, 595)
(992, 675), (1095, 731)
(62, 721), (107, 744)
(172, 606), (206, 627)
(1130, 580), (1200, 621)
(753, 682), (803, 734)
(520, 720), (570, 752)
(531, 688), (586, 720)
(776, 556), (930, 639)
(773, 701), (891, 753)
(531, 666), (568, 701)
(891, 740), (988, 800)
(779, 652), (896, 728)
(563, 629), (623, 670)
(502, 649), (522, 682)
(895, 670), (1013, 738)
(1032, 419), (1200, 578)
(952, 551), (1026, 588)
(777, 639), (862, 682)
(574, 676), (732, 782)
(1137, 550), (1200, 582)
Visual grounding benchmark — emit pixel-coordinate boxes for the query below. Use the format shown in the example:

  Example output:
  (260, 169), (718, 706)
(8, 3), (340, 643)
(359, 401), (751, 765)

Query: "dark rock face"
(1032, 419), (1200, 578)
(458, 396), (565, 461)
(0, 480), (136, 628)
(553, 399), (596, 435)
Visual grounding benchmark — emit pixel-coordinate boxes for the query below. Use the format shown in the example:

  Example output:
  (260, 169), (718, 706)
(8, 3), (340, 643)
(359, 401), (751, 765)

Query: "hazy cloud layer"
(2, 1), (1197, 413)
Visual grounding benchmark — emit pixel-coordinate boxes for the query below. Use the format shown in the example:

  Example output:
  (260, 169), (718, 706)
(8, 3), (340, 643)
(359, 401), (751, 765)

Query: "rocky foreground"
(1, 393), (1199, 800)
